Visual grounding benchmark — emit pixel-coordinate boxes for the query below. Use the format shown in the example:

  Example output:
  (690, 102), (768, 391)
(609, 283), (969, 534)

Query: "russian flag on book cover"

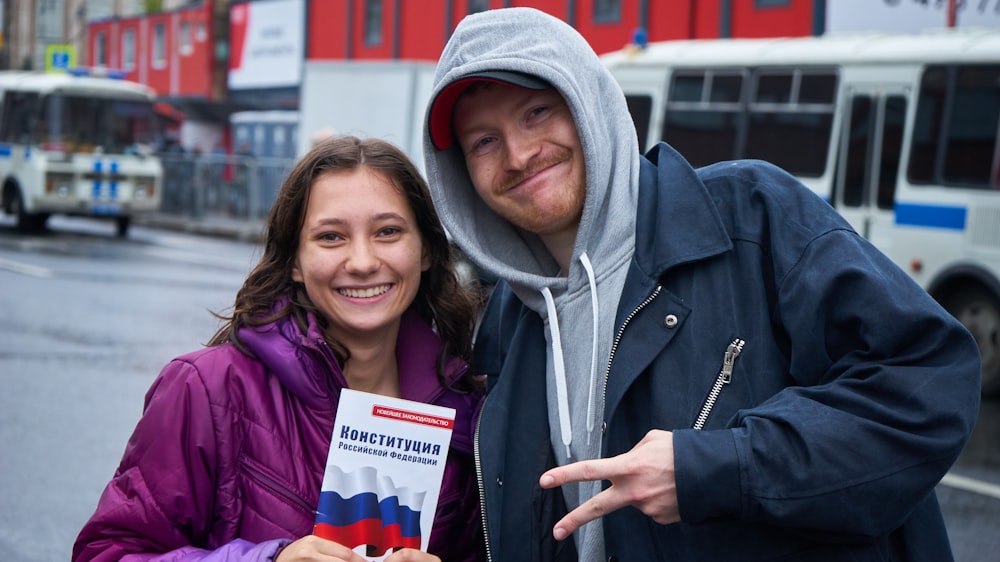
(314, 465), (426, 555)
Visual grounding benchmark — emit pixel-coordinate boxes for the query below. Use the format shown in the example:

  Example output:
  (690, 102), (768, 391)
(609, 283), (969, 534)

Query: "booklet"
(314, 389), (456, 560)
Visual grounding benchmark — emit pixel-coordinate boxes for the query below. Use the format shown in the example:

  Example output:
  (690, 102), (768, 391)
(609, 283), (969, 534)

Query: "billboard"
(229, 0), (305, 90)
(827, 0), (1000, 34)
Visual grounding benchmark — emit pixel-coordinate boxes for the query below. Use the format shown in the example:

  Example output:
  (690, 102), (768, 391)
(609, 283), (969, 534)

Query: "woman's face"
(292, 168), (429, 347)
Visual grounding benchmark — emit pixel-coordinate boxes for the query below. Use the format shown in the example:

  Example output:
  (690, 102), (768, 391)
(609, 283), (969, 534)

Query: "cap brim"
(429, 71), (549, 150)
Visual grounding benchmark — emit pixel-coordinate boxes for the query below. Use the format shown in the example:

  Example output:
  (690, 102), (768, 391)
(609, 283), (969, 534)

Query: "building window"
(95, 32), (107, 67)
(153, 23), (166, 68)
(122, 29), (135, 69)
(468, 0), (488, 14)
(594, 0), (621, 23)
(180, 22), (192, 55)
(755, 0), (790, 6)
(364, 0), (383, 45)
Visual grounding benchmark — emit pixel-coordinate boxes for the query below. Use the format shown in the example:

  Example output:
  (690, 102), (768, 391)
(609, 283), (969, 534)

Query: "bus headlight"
(45, 173), (74, 197)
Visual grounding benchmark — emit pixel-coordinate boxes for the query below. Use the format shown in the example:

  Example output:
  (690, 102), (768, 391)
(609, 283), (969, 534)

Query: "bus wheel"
(944, 287), (1000, 398)
(8, 189), (47, 232)
(115, 216), (131, 237)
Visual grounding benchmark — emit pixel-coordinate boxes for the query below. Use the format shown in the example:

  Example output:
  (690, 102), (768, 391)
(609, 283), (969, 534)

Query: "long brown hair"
(209, 135), (481, 386)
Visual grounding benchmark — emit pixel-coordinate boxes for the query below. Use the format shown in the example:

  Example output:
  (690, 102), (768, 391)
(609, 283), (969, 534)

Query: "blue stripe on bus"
(895, 203), (966, 231)
(0, 144), (11, 157)
(93, 161), (103, 200)
(110, 161), (118, 200)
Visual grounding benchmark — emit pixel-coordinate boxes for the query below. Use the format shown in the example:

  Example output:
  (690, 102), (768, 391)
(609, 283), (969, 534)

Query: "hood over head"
(423, 7), (639, 305)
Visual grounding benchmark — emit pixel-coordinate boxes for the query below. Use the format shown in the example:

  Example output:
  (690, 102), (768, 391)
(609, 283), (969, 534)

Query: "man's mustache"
(494, 146), (573, 193)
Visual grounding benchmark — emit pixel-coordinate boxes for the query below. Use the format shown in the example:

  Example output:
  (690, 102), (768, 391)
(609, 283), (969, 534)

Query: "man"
(423, 7), (981, 562)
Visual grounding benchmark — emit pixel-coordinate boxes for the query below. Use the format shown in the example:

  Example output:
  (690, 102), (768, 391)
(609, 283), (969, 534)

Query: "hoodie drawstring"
(541, 252), (601, 459)
(541, 286), (572, 459)
(579, 253), (600, 444)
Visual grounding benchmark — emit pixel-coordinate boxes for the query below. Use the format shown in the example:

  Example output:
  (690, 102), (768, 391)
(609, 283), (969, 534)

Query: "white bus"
(0, 70), (163, 237)
(602, 29), (1000, 396)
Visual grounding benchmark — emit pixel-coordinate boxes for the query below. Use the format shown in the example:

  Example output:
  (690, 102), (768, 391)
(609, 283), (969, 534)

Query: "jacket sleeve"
(72, 359), (291, 562)
(674, 225), (981, 537)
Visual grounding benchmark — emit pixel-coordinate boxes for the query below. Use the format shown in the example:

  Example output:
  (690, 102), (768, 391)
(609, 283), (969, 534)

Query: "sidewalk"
(134, 212), (266, 243)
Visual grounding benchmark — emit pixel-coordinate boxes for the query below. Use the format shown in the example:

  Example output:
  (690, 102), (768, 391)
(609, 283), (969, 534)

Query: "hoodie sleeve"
(673, 220), (981, 537)
(72, 359), (290, 562)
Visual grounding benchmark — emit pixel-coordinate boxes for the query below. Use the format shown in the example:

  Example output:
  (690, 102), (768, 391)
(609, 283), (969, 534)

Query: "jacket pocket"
(239, 455), (316, 516)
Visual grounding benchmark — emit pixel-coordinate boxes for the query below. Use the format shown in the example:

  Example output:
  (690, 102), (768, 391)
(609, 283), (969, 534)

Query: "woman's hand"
(383, 548), (441, 562)
(276, 537), (441, 562)
(275, 535), (368, 562)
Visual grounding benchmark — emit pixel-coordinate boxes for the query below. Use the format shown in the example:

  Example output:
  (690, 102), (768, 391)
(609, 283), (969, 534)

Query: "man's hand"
(538, 429), (679, 540)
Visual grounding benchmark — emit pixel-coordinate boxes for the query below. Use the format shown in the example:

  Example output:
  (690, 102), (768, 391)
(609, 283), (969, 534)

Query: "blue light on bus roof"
(64, 67), (127, 79)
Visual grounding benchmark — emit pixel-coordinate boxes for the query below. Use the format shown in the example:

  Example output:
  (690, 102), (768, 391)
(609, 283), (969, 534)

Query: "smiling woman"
(72, 135), (486, 562)
(292, 166), (431, 394)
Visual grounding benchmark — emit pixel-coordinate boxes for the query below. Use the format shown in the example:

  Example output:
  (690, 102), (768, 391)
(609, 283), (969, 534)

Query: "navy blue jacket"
(473, 143), (981, 561)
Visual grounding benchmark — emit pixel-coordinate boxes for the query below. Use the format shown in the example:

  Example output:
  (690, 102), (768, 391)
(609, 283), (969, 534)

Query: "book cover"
(314, 389), (456, 560)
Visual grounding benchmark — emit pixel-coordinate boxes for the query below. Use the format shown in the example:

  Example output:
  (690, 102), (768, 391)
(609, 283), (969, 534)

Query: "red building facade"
(86, 0), (820, 147)
(305, 0), (818, 63)
(89, 4), (217, 100)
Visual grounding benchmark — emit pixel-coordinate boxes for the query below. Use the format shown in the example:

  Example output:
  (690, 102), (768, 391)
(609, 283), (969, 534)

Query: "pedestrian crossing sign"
(46, 45), (78, 73)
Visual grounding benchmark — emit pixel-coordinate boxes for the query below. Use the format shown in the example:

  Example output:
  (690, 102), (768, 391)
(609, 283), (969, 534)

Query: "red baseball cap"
(428, 70), (550, 150)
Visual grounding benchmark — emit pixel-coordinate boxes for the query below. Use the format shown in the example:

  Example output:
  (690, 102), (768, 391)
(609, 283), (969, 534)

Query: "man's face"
(452, 83), (586, 240)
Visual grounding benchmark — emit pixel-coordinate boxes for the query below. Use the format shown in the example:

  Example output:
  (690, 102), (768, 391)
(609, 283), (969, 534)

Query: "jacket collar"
(634, 143), (732, 279)
(240, 300), (463, 409)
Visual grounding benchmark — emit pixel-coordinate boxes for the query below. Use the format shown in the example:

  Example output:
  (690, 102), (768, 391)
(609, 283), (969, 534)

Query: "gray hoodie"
(423, 8), (640, 560)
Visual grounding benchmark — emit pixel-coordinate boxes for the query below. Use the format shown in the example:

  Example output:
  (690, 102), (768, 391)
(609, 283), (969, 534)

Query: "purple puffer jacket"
(73, 306), (485, 562)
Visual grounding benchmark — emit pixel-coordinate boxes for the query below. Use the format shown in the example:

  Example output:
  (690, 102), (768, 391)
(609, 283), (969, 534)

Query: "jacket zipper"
(240, 457), (317, 516)
(476, 285), (662, 562)
(601, 285), (662, 429)
(473, 395), (494, 562)
(692, 338), (745, 430)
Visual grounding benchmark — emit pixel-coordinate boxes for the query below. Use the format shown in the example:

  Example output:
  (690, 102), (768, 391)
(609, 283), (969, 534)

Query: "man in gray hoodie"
(423, 7), (980, 562)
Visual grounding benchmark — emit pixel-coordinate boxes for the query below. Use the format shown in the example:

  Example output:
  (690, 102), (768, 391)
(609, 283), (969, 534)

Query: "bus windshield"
(39, 94), (157, 154)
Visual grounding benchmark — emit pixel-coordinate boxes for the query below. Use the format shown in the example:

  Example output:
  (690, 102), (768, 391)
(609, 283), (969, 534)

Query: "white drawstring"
(541, 286), (573, 459)
(579, 253), (600, 444)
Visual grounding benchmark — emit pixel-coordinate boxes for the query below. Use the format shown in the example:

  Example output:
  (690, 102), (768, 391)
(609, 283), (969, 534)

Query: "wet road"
(1, 216), (998, 561)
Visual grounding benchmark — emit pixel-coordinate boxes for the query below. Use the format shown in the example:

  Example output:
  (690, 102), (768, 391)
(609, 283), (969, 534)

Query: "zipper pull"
(721, 339), (745, 383)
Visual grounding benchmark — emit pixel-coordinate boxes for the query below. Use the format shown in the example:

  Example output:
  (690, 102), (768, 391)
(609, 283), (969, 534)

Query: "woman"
(74, 136), (485, 562)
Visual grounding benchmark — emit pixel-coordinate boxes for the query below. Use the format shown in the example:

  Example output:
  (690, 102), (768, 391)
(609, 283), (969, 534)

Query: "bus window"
(670, 73), (705, 102)
(0, 92), (40, 144)
(38, 95), (156, 153)
(710, 74), (742, 103)
(663, 70), (745, 167)
(663, 109), (741, 167)
(908, 67), (946, 185)
(755, 72), (793, 104)
(843, 96), (873, 208)
(944, 65), (1000, 187)
(878, 96), (906, 210)
(799, 73), (838, 105)
(747, 69), (837, 177)
(624, 94), (652, 152)
(909, 64), (1000, 189)
(746, 111), (833, 176)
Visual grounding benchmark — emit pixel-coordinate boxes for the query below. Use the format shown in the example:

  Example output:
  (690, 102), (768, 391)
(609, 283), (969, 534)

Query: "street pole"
(947, 0), (957, 28)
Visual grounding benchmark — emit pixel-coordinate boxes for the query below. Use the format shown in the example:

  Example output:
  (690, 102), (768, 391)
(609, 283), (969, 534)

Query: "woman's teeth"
(340, 285), (390, 298)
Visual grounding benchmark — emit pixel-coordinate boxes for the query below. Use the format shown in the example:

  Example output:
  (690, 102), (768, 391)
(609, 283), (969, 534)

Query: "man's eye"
(529, 105), (549, 117)
(468, 135), (497, 154)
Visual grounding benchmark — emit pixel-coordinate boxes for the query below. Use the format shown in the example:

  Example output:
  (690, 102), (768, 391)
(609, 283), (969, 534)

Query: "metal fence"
(158, 152), (298, 221)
